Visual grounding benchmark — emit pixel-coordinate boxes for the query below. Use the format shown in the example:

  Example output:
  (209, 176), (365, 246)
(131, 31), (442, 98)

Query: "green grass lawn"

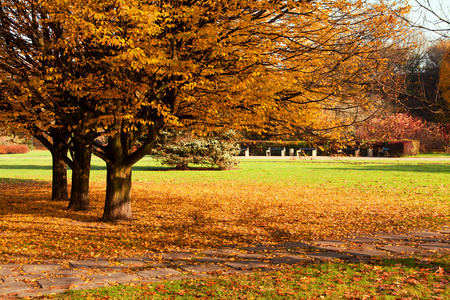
(0, 151), (449, 299)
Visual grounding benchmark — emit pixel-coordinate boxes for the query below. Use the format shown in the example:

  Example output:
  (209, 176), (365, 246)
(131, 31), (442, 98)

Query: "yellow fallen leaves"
(0, 179), (448, 264)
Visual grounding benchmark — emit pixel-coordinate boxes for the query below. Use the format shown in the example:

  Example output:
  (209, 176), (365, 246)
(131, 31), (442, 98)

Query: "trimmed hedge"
(386, 140), (420, 157)
(0, 144), (30, 154)
(361, 140), (420, 157)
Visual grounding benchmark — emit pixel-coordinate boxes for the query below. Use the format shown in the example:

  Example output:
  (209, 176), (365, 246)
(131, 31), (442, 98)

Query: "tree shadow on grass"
(0, 179), (100, 222)
(0, 164), (187, 172)
(0, 164), (107, 171)
(328, 163), (450, 174)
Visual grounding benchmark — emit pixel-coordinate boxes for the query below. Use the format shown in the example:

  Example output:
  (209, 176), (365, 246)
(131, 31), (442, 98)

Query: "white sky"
(407, 0), (449, 40)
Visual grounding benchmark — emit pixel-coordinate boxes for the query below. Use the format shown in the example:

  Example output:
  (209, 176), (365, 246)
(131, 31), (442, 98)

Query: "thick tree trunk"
(67, 137), (92, 210)
(102, 163), (133, 222)
(51, 139), (69, 201)
(67, 147), (91, 210)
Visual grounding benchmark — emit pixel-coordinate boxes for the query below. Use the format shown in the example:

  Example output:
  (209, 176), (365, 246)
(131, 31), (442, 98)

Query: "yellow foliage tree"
(0, 0), (409, 221)
(439, 45), (450, 119)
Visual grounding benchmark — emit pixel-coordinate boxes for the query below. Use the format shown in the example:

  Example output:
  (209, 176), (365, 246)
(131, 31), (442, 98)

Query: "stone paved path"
(1, 229), (449, 299)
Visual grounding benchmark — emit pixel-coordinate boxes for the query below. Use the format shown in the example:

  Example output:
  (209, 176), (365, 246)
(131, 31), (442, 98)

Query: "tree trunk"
(51, 138), (69, 201)
(102, 163), (133, 222)
(67, 142), (91, 211)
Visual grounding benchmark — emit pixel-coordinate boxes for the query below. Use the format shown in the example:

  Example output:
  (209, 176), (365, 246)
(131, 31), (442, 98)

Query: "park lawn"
(0, 151), (449, 262)
(0, 151), (449, 299)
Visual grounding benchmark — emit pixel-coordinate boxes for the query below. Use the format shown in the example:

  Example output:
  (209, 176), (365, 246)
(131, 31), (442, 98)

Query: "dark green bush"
(153, 130), (240, 170)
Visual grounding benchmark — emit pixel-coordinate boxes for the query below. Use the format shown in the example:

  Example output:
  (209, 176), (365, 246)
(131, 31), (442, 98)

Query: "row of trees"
(0, 0), (410, 221)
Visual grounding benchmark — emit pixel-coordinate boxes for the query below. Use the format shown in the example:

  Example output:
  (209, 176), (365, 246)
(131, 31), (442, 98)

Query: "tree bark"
(102, 163), (133, 222)
(51, 136), (69, 201)
(67, 139), (91, 211)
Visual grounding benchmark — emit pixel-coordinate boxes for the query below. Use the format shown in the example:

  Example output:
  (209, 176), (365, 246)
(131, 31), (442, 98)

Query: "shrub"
(153, 130), (240, 170)
(356, 113), (449, 153)
(386, 140), (420, 157)
(0, 144), (30, 154)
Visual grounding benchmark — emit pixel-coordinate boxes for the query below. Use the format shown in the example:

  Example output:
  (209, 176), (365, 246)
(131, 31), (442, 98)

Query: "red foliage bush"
(0, 144), (30, 154)
(356, 113), (449, 153)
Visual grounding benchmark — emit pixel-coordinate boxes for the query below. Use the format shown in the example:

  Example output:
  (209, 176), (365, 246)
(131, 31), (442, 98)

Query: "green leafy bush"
(153, 130), (240, 170)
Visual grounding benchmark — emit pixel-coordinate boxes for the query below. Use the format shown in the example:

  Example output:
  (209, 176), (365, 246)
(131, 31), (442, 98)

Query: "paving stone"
(221, 269), (254, 276)
(410, 232), (444, 238)
(161, 252), (196, 261)
(194, 257), (225, 263)
(377, 245), (420, 253)
(139, 278), (163, 283)
(5, 274), (45, 282)
(147, 263), (171, 268)
(51, 270), (87, 277)
(109, 273), (140, 284)
(346, 237), (381, 243)
(242, 245), (279, 252)
(419, 243), (450, 250)
(0, 280), (30, 295)
(17, 288), (69, 298)
(179, 264), (225, 274)
(269, 255), (309, 265)
(307, 252), (350, 261)
(0, 264), (21, 269)
(37, 276), (86, 289)
(202, 249), (240, 256)
(315, 246), (346, 252)
(117, 258), (147, 267)
(136, 268), (182, 278)
(378, 235), (412, 241)
(236, 253), (266, 259)
(343, 249), (389, 257)
(0, 267), (13, 277)
(276, 242), (315, 249)
(70, 282), (108, 290)
(21, 264), (64, 274)
(225, 260), (270, 270)
(69, 259), (111, 269)
(312, 240), (346, 246)
(85, 274), (113, 283)
(417, 238), (444, 242)
(87, 272), (139, 285)
(168, 275), (199, 281)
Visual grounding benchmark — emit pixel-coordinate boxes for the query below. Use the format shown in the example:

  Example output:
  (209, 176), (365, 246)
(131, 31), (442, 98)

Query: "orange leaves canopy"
(0, 0), (410, 140)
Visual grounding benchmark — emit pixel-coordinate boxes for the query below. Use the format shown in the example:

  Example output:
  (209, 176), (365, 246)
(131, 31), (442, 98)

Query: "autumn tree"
(0, 1), (95, 209)
(0, 0), (409, 221)
(439, 45), (450, 120)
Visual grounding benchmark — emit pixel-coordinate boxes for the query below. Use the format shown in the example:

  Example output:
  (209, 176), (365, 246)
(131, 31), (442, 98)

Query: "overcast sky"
(407, 0), (449, 40)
